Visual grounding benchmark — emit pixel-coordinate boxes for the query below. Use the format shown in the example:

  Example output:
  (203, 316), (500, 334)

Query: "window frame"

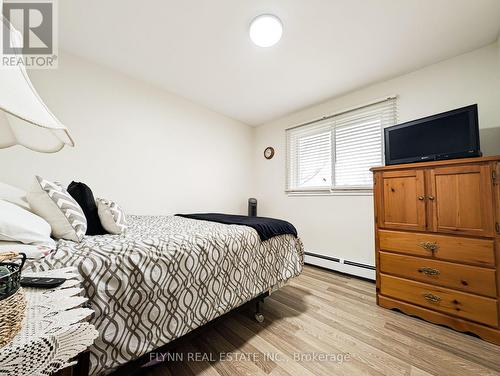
(285, 96), (397, 195)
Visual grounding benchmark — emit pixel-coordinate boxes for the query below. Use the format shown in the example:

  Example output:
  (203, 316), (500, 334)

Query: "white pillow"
(0, 182), (31, 211)
(0, 241), (55, 260)
(0, 200), (56, 248)
(96, 198), (127, 235)
(27, 176), (87, 242)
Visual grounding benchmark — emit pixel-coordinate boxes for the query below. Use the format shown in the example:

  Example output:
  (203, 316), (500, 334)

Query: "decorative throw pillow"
(0, 199), (55, 248)
(0, 182), (32, 212)
(96, 198), (127, 235)
(26, 176), (87, 242)
(67, 181), (107, 236)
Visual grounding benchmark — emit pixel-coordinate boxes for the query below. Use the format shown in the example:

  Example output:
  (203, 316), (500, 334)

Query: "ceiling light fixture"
(249, 14), (283, 47)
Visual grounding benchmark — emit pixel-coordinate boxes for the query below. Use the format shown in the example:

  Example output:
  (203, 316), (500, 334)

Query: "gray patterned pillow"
(27, 176), (87, 242)
(96, 198), (127, 235)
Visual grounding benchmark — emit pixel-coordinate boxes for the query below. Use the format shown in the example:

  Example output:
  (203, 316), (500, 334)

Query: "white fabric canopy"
(0, 16), (74, 153)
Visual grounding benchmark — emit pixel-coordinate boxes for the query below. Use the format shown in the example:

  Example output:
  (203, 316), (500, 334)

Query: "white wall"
(0, 52), (254, 215)
(254, 42), (500, 277)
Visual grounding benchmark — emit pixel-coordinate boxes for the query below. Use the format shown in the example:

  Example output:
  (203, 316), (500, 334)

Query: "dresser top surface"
(370, 155), (500, 172)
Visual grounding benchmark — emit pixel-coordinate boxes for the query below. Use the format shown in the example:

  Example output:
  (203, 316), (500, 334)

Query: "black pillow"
(67, 181), (107, 235)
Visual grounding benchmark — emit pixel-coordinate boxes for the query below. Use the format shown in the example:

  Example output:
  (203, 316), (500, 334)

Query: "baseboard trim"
(304, 263), (375, 283)
(303, 251), (340, 263)
(344, 260), (375, 270)
(304, 251), (376, 280)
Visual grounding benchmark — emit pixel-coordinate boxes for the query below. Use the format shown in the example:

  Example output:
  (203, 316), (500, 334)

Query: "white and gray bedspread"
(28, 215), (304, 375)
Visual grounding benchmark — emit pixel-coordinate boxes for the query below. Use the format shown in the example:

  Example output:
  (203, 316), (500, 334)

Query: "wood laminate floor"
(143, 265), (500, 376)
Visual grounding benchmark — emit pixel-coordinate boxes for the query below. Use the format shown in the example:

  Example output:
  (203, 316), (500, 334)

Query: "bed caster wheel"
(255, 313), (264, 323)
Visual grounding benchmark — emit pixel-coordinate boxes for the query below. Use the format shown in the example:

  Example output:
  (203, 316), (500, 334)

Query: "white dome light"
(249, 14), (283, 47)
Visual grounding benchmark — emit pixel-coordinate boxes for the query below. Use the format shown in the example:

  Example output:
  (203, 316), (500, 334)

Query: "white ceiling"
(59, 0), (500, 125)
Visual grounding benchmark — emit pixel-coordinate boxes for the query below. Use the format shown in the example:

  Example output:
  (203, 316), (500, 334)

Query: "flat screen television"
(384, 104), (481, 166)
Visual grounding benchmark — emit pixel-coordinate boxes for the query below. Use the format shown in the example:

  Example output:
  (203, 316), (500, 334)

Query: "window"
(286, 97), (397, 192)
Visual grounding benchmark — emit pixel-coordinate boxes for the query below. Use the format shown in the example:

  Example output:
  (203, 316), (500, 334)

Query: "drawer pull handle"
(427, 195), (435, 201)
(418, 196), (425, 201)
(419, 241), (439, 253)
(418, 267), (440, 276)
(423, 293), (441, 303)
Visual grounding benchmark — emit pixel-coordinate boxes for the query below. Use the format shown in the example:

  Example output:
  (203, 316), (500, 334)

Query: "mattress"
(27, 215), (304, 375)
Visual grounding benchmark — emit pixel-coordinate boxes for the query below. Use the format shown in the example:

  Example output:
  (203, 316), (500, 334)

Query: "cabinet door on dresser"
(378, 170), (426, 231)
(428, 165), (494, 237)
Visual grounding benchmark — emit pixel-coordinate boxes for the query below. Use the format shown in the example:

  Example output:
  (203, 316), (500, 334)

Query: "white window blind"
(286, 97), (397, 192)
(287, 121), (332, 190)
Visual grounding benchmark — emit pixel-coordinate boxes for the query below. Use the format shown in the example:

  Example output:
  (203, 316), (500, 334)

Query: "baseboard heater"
(304, 251), (375, 280)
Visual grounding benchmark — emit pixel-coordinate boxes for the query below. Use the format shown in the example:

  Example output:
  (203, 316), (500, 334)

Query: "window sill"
(286, 189), (373, 197)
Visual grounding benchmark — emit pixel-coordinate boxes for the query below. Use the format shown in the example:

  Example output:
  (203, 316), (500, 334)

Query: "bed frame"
(108, 291), (270, 376)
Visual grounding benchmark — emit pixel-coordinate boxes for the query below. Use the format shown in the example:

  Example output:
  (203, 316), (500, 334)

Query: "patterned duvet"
(28, 215), (304, 375)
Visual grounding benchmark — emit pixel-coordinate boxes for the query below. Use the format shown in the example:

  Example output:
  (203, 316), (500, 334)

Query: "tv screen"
(384, 105), (480, 165)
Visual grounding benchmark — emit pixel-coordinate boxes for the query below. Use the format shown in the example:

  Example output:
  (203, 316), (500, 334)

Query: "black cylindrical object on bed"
(248, 198), (257, 217)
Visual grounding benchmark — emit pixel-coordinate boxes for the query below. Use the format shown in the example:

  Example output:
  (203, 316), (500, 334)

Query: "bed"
(27, 214), (304, 376)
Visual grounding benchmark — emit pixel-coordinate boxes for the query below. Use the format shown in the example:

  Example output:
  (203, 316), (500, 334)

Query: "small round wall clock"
(264, 147), (275, 160)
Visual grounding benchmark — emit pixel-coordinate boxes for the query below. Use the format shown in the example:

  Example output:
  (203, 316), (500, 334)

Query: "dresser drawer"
(380, 274), (498, 327)
(379, 252), (497, 297)
(378, 230), (495, 267)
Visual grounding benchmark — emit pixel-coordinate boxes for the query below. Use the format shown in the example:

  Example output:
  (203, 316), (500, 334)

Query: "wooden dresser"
(371, 155), (500, 345)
